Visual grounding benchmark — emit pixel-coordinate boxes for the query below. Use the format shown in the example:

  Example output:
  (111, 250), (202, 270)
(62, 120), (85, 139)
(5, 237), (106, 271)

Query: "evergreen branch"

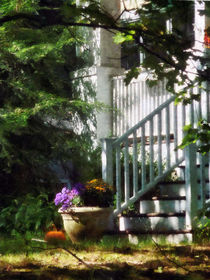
(0, 6), (209, 83)
(0, 12), (143, 34)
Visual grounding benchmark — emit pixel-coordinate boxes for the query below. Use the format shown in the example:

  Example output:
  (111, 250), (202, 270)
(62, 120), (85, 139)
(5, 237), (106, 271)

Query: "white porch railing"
(102, 86), (209, 228)
(103, 96), (185, 215)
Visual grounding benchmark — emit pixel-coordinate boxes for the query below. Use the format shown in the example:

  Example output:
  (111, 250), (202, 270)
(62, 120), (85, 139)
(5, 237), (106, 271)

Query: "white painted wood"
(141, 125), (146, 189)
(174, 104), (178, 161)
(105, 80), (208, 219)
(113, 96), (176, 146)
(157, 112), (162, 176)
(133, 131), (138, 196)
(124, 139), (130, 204)
(116, 145), (121, 213)
(112, 74), (170, 136)
(101, 138), (114, 186)
(128, 233), (193, 244)
(140, 200), (186, 214)
(119, 216), (185, 232)
(179, 164), (209, 181)
(185, 144), (198, 231)
(111, 94), (186, 215)
(114, 159), (185, 216)
(166, 106), (171, 169)
(158, 183), (186, 197)
(149, 119), (154, 183)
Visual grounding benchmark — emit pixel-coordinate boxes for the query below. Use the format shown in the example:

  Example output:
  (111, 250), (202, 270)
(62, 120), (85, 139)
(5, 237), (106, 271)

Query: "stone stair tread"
(120, 229), (192, 234)
(158, 180), (185, 185)
(142, 195), (186, 201)
(141, 194), (209, 201)
(120, 212), (185, 218)
(104, 229), (192, 235)
(179, 163), (209, 168)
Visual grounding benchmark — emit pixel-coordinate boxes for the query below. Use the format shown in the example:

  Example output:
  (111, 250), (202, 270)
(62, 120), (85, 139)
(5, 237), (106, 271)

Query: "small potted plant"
(54, 179), (114, 242)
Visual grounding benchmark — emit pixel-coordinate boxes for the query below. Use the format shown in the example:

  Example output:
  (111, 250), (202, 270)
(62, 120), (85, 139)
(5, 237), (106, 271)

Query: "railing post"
(185, 143), (198, 231)
(101, 138), (115, 186)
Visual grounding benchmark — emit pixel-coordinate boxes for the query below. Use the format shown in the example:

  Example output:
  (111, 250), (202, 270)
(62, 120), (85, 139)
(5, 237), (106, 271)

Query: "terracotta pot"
(59, 207), (113, 243)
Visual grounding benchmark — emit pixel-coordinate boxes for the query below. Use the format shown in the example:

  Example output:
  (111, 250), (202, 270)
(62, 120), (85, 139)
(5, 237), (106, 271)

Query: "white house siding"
(113, 73), (172, 137)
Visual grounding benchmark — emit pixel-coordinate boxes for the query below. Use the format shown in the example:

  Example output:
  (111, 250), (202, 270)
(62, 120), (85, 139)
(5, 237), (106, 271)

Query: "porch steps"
(118, 178), (209, 243)
(118, 181), (187, 234)
(103, 89), (210, 244)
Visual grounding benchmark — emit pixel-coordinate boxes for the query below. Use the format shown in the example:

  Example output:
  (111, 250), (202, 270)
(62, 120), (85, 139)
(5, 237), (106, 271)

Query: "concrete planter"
(59, 207), (113, 243)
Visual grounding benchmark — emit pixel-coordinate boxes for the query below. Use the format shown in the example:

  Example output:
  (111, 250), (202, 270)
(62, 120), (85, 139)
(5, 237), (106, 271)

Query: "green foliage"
(0, 0), (99, 193)
(0, 192), (61, 235)
(194, 202), (210, 244)
(178, 120), (210, 154)
(124, 67), (141, 85)
(114, 31), (135, 44)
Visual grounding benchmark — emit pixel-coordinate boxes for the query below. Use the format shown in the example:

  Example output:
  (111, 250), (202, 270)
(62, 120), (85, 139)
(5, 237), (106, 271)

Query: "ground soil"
(0, 244), (209, 279)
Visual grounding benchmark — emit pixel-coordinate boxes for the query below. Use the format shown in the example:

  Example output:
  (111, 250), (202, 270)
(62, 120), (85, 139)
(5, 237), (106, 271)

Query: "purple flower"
(54, 183), (85, 210)
(72, 183), (85, 193)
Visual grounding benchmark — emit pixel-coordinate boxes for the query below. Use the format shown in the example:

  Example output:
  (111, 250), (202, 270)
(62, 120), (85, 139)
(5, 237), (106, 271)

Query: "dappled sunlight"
(0, 237), (209, 280)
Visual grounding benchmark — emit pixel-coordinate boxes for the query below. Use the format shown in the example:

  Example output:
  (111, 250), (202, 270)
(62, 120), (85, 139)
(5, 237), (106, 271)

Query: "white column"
(94, 0), (124, 139)
(101, 138), (115, 185)
(194, 0), (205, 67)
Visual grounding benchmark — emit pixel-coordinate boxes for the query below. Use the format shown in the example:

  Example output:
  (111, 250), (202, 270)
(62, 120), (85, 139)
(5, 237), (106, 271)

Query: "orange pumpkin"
(45, 231), (66, 241)
(45, 224), (66, 243)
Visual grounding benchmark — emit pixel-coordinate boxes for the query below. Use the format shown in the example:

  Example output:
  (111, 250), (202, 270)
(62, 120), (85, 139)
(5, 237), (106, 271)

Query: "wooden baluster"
(116, 145), (121, 213)
(141, 125), (146, 189)
(133, 131), (138, 196)
(157, 112), (162, 175)
(173, 102), (178, 162)
(166, 106), (171, 169)
(149, 118), (154, 182)
(124, 138), (130, 204)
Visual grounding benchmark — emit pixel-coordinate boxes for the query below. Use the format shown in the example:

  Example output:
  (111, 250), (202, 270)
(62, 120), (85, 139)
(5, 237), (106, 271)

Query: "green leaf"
(113, 32), (127, 44)
(125, 67), (141, 85)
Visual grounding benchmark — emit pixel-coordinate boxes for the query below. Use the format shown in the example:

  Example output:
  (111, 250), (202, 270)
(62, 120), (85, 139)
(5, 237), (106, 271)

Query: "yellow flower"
(85, 178), (113, 193)
(89, 179), (97, 183)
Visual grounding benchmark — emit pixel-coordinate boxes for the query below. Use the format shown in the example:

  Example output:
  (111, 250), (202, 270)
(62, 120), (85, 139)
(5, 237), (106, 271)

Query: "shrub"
(194, 202), (210, 244)
(0, 192), (61, 236)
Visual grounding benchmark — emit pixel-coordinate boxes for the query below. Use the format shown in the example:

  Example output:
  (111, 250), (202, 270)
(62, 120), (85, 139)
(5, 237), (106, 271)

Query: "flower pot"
(59, 207), (113, 243)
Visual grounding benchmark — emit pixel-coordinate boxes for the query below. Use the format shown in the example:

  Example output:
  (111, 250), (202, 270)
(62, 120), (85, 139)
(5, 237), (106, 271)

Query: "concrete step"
(149, 181), (209, 198)
(156, 182), (186, 196)
(140, 198), (186, 214)
(140, 196), (209, 213)
(119, 213), (185, 233)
